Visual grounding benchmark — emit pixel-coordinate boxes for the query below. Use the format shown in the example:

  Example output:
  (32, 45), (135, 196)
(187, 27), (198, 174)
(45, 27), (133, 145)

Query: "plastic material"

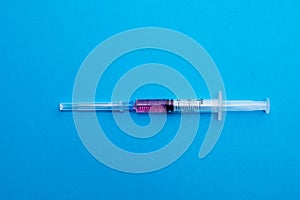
(59, 91), (270, 120)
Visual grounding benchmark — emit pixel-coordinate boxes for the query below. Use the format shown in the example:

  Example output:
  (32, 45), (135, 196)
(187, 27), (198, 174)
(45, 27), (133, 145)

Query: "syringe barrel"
(134, 98), (270, 114)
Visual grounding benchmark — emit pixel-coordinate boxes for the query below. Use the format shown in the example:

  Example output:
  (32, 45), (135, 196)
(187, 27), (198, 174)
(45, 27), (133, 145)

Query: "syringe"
(60, 91), (270, 120)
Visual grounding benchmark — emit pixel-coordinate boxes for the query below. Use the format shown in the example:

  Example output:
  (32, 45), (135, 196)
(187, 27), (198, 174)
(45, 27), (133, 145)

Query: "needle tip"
(59, 103), (63, 111)
(265, 98), (270, 114)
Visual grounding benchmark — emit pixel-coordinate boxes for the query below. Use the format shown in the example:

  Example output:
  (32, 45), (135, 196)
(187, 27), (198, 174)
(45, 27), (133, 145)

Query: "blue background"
(1, 0), (299, 199)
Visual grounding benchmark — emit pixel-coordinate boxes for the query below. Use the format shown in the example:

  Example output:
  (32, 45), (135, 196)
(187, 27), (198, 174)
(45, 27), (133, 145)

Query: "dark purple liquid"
(135, 99), (173, 113)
